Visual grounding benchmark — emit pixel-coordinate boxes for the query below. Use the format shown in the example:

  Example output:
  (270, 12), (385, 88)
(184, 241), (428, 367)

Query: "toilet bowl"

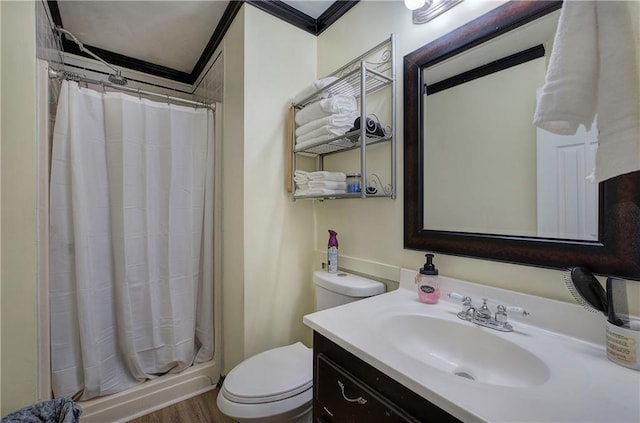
(217, 342), (313, 423)
(217, 270), (385, 422)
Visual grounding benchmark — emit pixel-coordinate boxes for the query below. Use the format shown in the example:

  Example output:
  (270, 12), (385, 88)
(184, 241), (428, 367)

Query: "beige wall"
(314, 0), (582, 302)
(0, 0), (3, 410)
(221, 4), (246, 377)
(221, 5), (317, 373)
(0, 0), (38, 415)
(242, 6), (316, 359)
(424, 57), (546, 236)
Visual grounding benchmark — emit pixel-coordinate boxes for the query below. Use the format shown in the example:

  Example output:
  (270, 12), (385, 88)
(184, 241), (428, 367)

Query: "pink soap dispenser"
(416, 253), (440, 304)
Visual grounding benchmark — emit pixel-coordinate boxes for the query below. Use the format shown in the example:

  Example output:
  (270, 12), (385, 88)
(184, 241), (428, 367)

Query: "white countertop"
(303, 270), (640, 423)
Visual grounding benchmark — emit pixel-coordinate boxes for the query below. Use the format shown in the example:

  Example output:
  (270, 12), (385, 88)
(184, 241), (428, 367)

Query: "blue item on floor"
(1, 397), (81, 423)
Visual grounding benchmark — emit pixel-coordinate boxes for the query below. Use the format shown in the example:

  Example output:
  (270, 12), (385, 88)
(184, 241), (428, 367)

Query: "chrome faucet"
(464, 306), (476, 321)
(476, 298), (492, 320)
(448, 293), (529, 332)
(459, 296), (473, 315)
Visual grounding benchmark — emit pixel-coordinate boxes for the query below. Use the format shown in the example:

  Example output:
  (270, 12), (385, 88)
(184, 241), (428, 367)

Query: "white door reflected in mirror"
(536, 116), (599, 241)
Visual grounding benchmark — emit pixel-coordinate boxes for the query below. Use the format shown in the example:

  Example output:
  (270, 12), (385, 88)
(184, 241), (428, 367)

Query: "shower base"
(79, 360), (219, 422)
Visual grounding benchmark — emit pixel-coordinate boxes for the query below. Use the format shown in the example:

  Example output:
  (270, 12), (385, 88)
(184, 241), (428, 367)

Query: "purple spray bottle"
(327, 230), (338, 273)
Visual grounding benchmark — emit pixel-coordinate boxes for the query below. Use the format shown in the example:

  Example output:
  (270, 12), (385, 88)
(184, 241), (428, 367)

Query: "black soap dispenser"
(416, 253), (440, 304)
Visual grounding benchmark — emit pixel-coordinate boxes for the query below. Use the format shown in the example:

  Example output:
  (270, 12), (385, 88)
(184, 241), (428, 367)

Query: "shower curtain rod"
(48, 68), (215, 110)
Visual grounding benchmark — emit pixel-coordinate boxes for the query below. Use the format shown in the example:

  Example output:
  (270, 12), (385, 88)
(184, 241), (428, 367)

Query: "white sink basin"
(379, 314), (550, 388)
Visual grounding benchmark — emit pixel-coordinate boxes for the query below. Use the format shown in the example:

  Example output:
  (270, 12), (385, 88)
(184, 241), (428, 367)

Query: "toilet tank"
(313, 270), (386, 311)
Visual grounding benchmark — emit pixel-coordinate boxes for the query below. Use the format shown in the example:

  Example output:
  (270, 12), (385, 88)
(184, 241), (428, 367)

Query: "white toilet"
(217, 270), (386, 423)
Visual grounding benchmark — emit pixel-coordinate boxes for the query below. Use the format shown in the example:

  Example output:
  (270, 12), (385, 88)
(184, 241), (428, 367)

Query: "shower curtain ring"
(138, 88), (142, 100)
(166, 94), (170, 105)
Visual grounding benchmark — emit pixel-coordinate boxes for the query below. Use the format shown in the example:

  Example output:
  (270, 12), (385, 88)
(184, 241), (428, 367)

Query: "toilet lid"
(222, 342), (312, 404)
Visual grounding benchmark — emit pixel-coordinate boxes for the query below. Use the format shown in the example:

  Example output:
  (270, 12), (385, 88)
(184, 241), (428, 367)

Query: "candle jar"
(347, 173), (361, 193)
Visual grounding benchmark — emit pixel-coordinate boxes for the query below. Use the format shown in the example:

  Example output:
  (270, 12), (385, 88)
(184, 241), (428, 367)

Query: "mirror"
(422, 9), (600, 241)
(404, 0), (640, 279)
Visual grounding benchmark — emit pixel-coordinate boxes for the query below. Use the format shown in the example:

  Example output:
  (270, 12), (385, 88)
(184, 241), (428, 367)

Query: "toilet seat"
(221, 342), (312, 404)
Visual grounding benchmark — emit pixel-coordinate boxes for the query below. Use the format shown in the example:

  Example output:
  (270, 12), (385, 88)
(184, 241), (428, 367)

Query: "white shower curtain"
(49, 81), (215, 400)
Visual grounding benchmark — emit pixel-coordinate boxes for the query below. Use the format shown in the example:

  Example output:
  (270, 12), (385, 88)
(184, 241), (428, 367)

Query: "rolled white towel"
(297, 125), (351, 144)
(308, 180), (347, 190)
(308, 188), (347, 195)
(295, 112), (358, 137)
(293, 77), (339, 104)
(308, 171), (346, 182)
(295, 96), (357, 126)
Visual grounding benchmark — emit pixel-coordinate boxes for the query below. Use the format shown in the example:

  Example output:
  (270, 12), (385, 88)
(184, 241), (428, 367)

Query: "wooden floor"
(128, 388), (236, 423)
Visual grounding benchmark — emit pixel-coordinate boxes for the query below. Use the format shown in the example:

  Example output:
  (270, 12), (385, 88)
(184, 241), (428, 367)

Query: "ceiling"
(49, 1), (358, 85)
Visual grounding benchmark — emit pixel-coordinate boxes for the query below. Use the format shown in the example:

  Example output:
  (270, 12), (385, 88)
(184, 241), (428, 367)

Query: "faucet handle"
(505, 306), (529, 316)
(495, 305), (508, 323)
(448, 292), (473, 307)
(479, 298), (490, 311)
(448, 292), (464, 301)
(475, 298), (491, 318)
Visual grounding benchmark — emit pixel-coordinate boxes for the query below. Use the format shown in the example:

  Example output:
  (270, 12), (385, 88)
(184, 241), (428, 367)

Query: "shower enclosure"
(37, 60), (223, 421)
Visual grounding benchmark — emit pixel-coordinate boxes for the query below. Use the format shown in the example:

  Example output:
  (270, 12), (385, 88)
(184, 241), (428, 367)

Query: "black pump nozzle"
(420, 253), (439, 275)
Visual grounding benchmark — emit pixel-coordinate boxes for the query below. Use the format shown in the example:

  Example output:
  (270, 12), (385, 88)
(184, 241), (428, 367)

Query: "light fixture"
(404, 0), (426, 11)
(413, 0), (464, 24)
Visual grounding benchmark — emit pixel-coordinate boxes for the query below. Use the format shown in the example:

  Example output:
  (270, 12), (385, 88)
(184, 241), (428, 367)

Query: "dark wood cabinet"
(316, 354), (418, 422)
(313, 331), (462, 423)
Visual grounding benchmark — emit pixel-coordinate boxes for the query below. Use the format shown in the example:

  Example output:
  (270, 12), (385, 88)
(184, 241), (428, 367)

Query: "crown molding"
(47, 0), (357, 84)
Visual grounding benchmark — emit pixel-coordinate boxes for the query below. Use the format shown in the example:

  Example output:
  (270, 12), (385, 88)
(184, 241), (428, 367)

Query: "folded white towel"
(295, 187), (311, 196)
(534, 0), (640, 182)
(308, 188), (347, 195)
(295, 112), (357, 137)
(295, 135), (336, 151)
(295, 96), (357, 126)
(308, 180), (347, 190)
(297, 125), (351, 144)
(293, 77), (339, 104)
(308, 171), (346, 182)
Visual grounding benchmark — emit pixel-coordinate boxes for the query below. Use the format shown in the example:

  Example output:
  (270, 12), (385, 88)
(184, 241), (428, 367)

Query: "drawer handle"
(337, 380), (367, 405)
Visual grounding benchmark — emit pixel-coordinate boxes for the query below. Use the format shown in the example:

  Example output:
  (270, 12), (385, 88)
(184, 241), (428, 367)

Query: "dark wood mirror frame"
(403, 0), (640, 280)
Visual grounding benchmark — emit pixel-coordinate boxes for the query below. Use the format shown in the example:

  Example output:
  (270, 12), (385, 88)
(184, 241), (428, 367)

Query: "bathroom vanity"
(304, 269), (640, 422)
(313, 332), (459, 422)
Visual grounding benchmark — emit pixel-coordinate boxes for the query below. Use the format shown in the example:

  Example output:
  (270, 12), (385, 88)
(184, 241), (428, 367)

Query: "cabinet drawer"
(316, 354), (419, 423)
